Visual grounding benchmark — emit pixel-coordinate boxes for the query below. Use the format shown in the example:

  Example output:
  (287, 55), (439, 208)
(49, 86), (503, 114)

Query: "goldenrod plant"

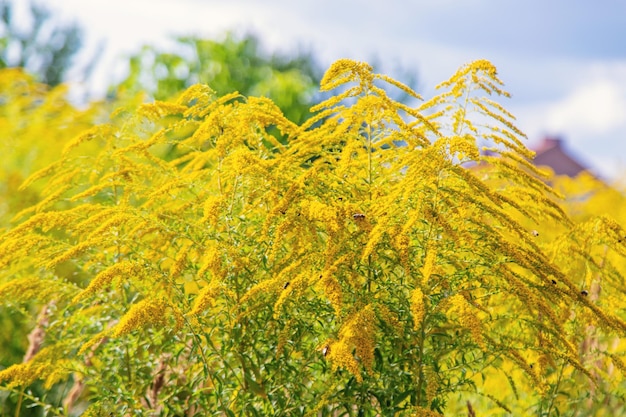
(0, 69), (99, 229)
(0, 70), (105, 417)
(0, 59), (625, 416)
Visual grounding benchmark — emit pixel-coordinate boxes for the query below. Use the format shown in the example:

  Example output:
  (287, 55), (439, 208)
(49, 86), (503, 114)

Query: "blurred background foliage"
(114, 33), (323, 124)
(0, 0), (88, 86)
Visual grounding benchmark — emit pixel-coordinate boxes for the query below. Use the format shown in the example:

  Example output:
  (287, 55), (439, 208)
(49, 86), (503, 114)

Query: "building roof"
(532, 136), (589, 177)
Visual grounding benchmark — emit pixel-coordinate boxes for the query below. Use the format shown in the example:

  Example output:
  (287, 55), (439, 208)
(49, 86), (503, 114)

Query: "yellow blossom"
(411, 288), (426, 330)
(190, 280), (225, 315)
(411, 407), (443, 417)
(201, 195), (224, 226)
(0, 345), (71, 389)
(449, 294), (484, 349)
(73, 261), (141, 302)
(0, 277), (73, 304)
(421, 246), (436, 287)
(111, 297), (183, 337)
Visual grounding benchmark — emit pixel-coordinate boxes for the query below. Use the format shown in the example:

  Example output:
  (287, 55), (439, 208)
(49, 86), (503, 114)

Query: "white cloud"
(509, 61), (626, 178)
(585, 152), (626, 181)
(544, 78), (626, 136)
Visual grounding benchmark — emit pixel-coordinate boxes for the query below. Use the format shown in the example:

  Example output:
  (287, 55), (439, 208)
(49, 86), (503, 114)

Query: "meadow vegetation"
(0, 58), (625, 416)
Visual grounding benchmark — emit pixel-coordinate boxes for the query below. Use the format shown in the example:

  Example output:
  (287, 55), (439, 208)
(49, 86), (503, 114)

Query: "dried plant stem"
(467, 401), (476, 417)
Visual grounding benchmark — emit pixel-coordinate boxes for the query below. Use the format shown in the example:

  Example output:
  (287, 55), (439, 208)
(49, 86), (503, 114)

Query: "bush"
(1, 59), (625, 416)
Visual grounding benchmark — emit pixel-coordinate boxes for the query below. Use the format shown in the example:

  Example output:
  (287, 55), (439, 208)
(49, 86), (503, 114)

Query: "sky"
(44, 0), (626, 180)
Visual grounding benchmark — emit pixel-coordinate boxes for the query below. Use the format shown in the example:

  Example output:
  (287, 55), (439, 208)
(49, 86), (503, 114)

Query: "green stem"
(0, 386), (65, 417)
(14, 388), (24, 417)
(415, 313), (428, 407)
(124, 339), (133, 384)
(543, 361), (566, 417)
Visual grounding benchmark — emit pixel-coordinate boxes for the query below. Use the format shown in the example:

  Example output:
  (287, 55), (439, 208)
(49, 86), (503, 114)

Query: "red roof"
(532, 136), (589, 177)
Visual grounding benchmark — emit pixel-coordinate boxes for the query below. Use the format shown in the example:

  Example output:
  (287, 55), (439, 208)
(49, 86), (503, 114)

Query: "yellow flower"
(411, 406), (443, 417)
(62, 125), (113, 157)
(169, 240), (193, 278)
(300, 199), (341, 233)
(326, 339), (361, 382)
(197, 243), (224, 279)
(276, 318), (294, 357)
(319, 59), (374, 93)
(201, 195), (224, 226)
(326, 305), (378, 381)
(449, 294), (484, 349)
(411, 288), (426, 330)
(392, 228), (410, 273)
(73, 261), (141, 303)
(45, 237), (101, 269)
(111, 297), (182, 337)
(421, 247), (437, 287)
(273, 272), (307, 319)
(319, 256), (349, 316)
(0, 345), (71, 389)
(0, 277), (72, 304)
(190, 280), (223, 315)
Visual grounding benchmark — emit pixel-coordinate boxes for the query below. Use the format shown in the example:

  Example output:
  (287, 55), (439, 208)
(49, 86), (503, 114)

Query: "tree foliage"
(114, 33), (322, 124)
(0, 59), (625, 416)
(0, 0), (86, 86)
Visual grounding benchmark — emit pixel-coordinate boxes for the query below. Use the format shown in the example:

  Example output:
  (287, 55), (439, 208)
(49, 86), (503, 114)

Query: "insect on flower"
(322, 344), (330, 357)
(581, 290), (588, 296)
(551, 279), (557, 285)
(352, 213), (366, 220)
(283, 282), (290, 289)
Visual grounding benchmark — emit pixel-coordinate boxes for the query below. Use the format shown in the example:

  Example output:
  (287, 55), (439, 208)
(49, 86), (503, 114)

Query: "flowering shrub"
(0, 69), (100, 229)
(0, 59), (625, 416)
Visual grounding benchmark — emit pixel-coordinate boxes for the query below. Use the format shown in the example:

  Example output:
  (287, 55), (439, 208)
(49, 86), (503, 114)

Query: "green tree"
(115, 32), (322, 124)
(0, 0), (86, 86)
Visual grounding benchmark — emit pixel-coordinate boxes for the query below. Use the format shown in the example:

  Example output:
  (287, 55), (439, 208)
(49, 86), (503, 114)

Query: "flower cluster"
(0, 59), (625, 416)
